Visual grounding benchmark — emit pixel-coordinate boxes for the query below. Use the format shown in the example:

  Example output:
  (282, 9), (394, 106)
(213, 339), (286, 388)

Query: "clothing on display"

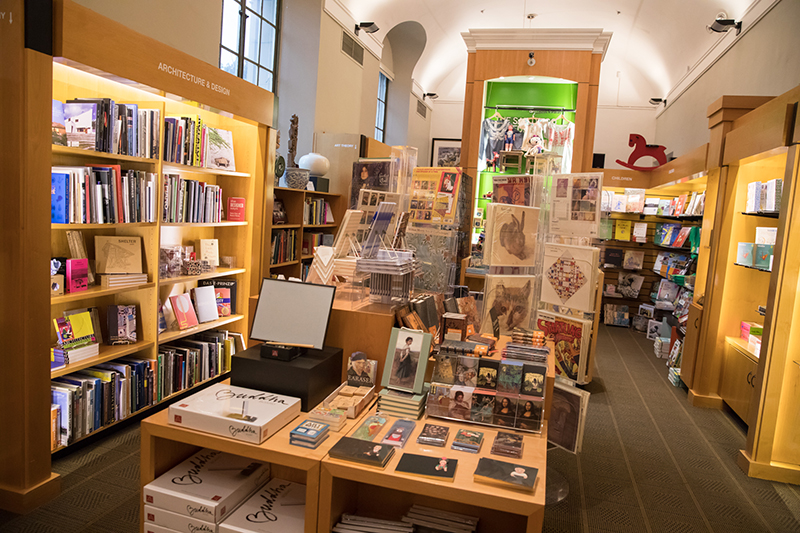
(479, 118), (509, 163)
(549, 120), (574, 173)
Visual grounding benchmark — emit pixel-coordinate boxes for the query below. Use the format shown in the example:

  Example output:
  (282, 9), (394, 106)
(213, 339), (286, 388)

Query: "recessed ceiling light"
(499, 76), (505, 80)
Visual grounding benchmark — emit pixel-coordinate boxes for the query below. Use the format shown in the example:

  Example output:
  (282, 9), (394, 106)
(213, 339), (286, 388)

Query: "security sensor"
(527, 52), (536, 67)
(707, 14), (741, 35)
(423, 93), (438, 100)
(354, 22), (379, 36)
(649, 98), (666, 106)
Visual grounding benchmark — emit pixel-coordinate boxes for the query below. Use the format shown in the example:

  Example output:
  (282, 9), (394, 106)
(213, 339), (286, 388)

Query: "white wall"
(430, 100), (463, 142)
(314, 13), (379, 140)
(73, 0), (221, 67)
(655, 0), (800, 157)
(594, 107), (658, 169)
(408, 95), (433, 165)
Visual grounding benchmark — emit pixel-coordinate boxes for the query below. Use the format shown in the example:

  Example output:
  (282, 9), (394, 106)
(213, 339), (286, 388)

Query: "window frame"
(375, 71), (389, 142)
(219, 0), (281, 93)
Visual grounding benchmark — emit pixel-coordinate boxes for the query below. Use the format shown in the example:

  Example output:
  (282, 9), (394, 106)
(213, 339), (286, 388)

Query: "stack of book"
(451, 428), (484, 453)
(51, 311), (100, 370)
(332, 514), (413, 533)
(416, 422), (450, 447)
(473, 457), (537, 491)
(302, 232), (324, 255)
(271, 228), (297, 264)
(143, 449), (269, 532)
(307, 406), (348, 431)
(511, 328), (545, 347)
(328, 436), (395, 468)
(99, 273), (148, 289)
(668, 367), (681, 387)
(289, 419), (330, 449)
(162, 174), (223, 223)
(158, 329), (241, 396)
(218, 478), (306, 533)
(377, 386), (429, 419)
(654, 337), (671, 359)
(490, 432), (524, 459)
(501, 343), (549, 363)
(401, 505), (478, 533)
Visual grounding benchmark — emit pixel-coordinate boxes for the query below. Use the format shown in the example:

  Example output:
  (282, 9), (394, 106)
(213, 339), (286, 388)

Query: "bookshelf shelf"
(163, 162), (251, 178)
(160, 221), (248, 227)
(51, 371), (229, 455)
(52, 144), (158, 164)
(655, 243), (693, 251)
(734, 263), (772, 272)
(51, 341), (156, 378)
(158, 268), (246, 286)
(51, 222), (157, 229)
(273, 224), (301, 229)
(726, 336), (760, 363)
(158, 314), (244, 344)
(51, 282), (154, 304)
(304, 189), (340, 197)
(274, 187), (306, 194)
(304, 223), (337, 228)
(740, 211), (780, 219)
(301, 254), (314, 260)
(270, 260), (299, 268)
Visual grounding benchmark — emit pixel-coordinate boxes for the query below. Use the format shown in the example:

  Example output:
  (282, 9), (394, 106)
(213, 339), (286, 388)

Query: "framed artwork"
(431, 138), (461, 167)
(382, 327), (432, 394)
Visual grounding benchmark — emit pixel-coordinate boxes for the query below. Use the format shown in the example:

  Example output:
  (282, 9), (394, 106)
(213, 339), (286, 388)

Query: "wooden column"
(0, 0), (60, 512)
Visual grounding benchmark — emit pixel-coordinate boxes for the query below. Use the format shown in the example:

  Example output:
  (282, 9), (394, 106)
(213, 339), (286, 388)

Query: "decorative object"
(615, 133), (667, 171)
(298, 152), (330, 177)
(285, 167), (310, 190)
(431, 138), (461, 167)
(275, 130), (285, 187)
(288, 114), (298, 168)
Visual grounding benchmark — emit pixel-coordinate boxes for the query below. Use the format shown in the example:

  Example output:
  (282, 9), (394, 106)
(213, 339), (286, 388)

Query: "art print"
(431, 138), (461, 167)
(549, 172), (602, 237)
(350, 160), (391, 209)
(382, 328), (431, 394)
(447, 386), (473, 420)
(485, 203), (540, 267)
(481, 275), (536, 337)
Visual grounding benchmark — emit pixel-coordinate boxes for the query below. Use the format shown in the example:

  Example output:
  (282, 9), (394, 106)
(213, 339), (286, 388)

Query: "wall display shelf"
(157, 268), (247, 286)
(741, 211), (780, 219)
(734, 263), (772, 273)
(0, 0), (276, 511)
(157, 315), (244, 344)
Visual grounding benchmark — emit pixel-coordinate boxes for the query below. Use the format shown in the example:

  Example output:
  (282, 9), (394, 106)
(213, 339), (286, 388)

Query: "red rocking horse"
(615, 134), (667, 171)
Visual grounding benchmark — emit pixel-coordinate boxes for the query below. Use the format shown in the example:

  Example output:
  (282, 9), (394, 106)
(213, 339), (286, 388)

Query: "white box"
(169, 383), (301, 444)
(755, 226), (777, 245)
(219, 478), (306, 533)
(143, 448), (270, 523)
(144, 523), (181, 533)
(145, 504), (218, 533)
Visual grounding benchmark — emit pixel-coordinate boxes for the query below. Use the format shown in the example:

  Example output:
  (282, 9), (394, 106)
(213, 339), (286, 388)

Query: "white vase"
(298, 153), (330, 177)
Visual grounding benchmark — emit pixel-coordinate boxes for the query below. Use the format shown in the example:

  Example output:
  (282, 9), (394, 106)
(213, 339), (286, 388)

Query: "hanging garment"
(512, 127), (524, 150)
(479, 118), (509, 163)
(519, 118), (550, 152)
(549, 121), (575, 173)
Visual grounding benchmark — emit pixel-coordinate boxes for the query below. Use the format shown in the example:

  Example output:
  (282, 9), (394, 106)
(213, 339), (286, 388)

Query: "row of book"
(601, 188), (706, 217)
(746, 178), (782, 214)
(50, 329), (242, 449)
(603, 248), (646, 270)
(654, 223), (697, 248)
(51, 166), (157, 224)
(162, 174), (224, 223)
(163, 117), (236, 172)
(53, 98), (160, 158)
(303, 198), (334, 225)
(271, 228), (297, 265)
(301, 232), (325, 256)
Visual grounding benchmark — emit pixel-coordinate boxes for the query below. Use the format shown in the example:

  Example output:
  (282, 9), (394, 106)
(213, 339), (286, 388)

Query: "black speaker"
(592, 153), (606, 169)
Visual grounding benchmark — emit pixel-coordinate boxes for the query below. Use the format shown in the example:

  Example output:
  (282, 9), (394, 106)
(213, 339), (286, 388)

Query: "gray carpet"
(0, 325), (798, 532)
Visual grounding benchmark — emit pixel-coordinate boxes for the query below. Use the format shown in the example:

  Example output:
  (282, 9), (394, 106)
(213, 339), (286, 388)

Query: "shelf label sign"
(157, 63), (231, 96)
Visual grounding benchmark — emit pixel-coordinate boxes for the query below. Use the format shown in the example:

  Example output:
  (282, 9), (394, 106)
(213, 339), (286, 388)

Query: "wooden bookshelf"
(157, 267), (246, 286)
(160, 221), (248, 227)
(51, 282), (154, 304)
(0, 0), (278, 509)
(158, 314), (245, 344)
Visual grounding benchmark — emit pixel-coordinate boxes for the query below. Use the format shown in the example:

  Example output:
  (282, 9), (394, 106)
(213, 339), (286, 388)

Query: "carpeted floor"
(1, 325), (798, 532)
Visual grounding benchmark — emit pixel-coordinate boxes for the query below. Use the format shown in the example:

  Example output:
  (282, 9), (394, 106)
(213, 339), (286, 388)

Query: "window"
(219, 0), (280, 93)
(375, 72), (389, 142)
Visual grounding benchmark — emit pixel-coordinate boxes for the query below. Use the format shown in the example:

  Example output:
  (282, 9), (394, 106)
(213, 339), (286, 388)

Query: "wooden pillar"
(0, 0), (60, 512)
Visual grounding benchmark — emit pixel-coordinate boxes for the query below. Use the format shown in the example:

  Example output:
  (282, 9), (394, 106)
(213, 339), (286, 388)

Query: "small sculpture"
(616, 133), (667, 171)
(288, 114), (299, 168)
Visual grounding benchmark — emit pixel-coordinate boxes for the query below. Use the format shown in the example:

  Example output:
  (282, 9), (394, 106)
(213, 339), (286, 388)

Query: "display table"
(139, 395), (373, 533)
(319, 410), (548, 533)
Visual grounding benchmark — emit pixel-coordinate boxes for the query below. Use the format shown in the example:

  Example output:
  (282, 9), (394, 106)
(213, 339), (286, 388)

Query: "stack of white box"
(143, 448), (270, 533)
(654, 337), (671, 359)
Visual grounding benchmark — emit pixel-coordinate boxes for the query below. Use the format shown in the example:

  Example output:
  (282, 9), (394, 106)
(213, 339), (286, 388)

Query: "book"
(144, 505), (216, 533)
(520, 363), (547, 398)
(351, 414), (388, 441)
(94, 236), (143, 274)
(395, 453), (458, 482)
(191, 285), (220, 323)
(169, 293), (199, 330)
(496, 360), (523, 394)
(673, 227), (692, 248)
(168, 383), (301, 444)
(451, 428), (484, 453)
(632, 222), (648, 243)
(143, 448), (270, 523)
(473, 457), (537, 490)
(755, 226), (777, 245)
(218, 478), (306, 533)
(198, 278), (238, 315)
(226, 197), (245, 222)
(64, 102), (97, 149)
(623, 250), (645, 270)
(491, 432), (524, 458)
(417, 423), (450, 447)
(604, 248), (624, 268)
(380, 419), (416, 447)
(65, 258), (89, 293)
(204, 127), (236, 171)
(107, 305), (137, 345)
(537, 310), (592, 383)
(736, 243), (754, 266)
(617, 272), (644, 298)
(614, 220), (631, 241)
(329, 436), (395, 468)
(289, 419), (330, 442)
(541, 243), (599, 313)
(476, 358), (499, 389)
(198, 238), (220, 267)
(643, 197), (659, 215)
(51, 171), (69, 223)
(603, 303), (630, 326)
(755, 244), (773, 270)
(214, 287), (232, 317)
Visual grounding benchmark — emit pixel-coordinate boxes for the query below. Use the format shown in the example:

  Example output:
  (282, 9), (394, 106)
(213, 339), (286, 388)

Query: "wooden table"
(318, 411), (549, 533)
(140, 402), (373, 533)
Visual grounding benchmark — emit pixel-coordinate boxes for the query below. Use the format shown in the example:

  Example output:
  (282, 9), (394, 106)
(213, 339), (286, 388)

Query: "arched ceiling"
(332, 0), (756, 105)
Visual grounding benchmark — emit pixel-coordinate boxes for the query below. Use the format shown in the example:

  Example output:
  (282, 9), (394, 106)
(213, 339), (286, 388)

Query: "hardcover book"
(328, 436), (395, 468)
(168, 383), (301, 444)
(198, 278), (238, 314)
(470, 391), (496, 423)
(107, 305), (137, 345)
(520, 363), (547, 397)
(198, 238), (220, 267)
(537, 311), (592, 383)
(94, 236), (143, 274)
(169, 293), (199, 330)
(417, 423), (450, 446)
(755, 244), (773, 270)
(736, 242), (754, 266)
(395, 453), (458, 482)
(604, 248), (624, 268)
(66, 258), (89, 293)
(215, 287), (232, 317)
(623, 250), (645, 270)
(290, 419), (330, 442)
(473, 457), (537, 490)
(204, 127), (236, 171)
(226, 197), (246, 222)
(380, 419), (416, 448)
(218, 478), (306, 533)
(192, 285), (220, 323)
(614, 220), (631, 241)
(142, 448), (270, 523)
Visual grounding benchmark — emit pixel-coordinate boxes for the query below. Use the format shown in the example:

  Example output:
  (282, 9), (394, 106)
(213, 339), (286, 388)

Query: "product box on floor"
(144, 522), (184, 533)
(219, 478), (306, 533)
(145, 505), (217, 533)
(168, 383), (301, 444)
(143, 448), (270, 523)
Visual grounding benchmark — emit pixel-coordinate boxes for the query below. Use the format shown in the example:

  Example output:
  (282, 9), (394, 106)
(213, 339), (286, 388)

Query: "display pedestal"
(231, 345), (343, 411)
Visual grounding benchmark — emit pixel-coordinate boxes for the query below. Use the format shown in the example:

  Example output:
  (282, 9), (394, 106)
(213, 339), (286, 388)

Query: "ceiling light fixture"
(527, 52), (536, 67)
(649, 97), (667, 106)
(354, 22), (379, 36)
(707, 13), (741, 35)
(423, 93), (438, 100)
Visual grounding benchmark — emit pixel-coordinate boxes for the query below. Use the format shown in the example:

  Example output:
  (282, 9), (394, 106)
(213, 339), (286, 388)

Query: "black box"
(231, 345), (343, 411)
(309, 176), (330, 193)
(260, 343), (301, 361)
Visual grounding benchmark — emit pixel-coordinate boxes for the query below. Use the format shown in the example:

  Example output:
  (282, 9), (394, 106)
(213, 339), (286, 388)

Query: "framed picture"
(382, 327), (432, 394)
(431, 138), (461, 167)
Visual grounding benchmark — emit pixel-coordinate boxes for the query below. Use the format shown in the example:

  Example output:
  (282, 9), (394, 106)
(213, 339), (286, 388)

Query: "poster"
(549, 172), (602, 237)
(409, 167), (461, 225)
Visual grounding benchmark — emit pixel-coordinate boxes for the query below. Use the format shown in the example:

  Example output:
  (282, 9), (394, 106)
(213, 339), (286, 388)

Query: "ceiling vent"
(341, 31), (364, 66)
(416, 99), (427, 118)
